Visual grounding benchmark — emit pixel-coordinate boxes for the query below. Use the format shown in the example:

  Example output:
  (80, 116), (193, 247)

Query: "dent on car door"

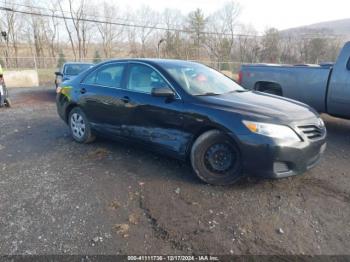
(123, 63), (191, 157)
(78, 63), (129, 134)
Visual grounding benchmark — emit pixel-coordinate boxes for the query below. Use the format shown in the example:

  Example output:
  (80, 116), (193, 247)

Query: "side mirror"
(151, 87), (175, 98)
(55, 72), (63, 77)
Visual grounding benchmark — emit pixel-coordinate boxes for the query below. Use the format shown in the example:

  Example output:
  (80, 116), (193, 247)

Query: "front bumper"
(56, 93), (70, 123)
(232, 131), (327, 179)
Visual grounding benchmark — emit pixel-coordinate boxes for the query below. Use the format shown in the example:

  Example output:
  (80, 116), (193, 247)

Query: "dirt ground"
(0, 86), (349, 255)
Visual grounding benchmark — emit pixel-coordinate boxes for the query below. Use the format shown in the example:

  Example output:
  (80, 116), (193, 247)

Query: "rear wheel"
(190, 130), (243, 185)
(4, 98), (11, 108)
(68, 107), (95, 143)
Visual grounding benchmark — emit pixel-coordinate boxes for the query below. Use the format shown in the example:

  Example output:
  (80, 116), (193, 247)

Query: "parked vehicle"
(56, 59), (326, 185)
(55, 62), (94, 89)
(239, 42), (350, 119)
(0, 72), (11, 108)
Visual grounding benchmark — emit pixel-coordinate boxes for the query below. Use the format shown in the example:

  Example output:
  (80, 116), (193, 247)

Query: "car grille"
(298, 125), (324, 140)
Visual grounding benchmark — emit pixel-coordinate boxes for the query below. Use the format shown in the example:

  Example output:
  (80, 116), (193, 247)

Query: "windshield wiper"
(227, 89), (250, 94)
(195, 92), (221, 96)
(196, 89), (250, 96)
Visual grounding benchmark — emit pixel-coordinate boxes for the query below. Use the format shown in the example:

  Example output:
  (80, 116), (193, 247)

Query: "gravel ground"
(0, 86), (349, 255)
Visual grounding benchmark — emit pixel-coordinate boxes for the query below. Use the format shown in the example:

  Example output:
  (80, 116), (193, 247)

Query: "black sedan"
(56, 59), (327, 185)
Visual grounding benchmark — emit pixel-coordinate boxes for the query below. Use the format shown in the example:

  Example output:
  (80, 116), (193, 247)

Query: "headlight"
(56, 86), (62, 94)
(317, 118), (325, 128)
(243, 120), (301, 142)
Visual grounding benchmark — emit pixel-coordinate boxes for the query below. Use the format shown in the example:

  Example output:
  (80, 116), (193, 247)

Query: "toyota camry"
(56, 59), (327, 185)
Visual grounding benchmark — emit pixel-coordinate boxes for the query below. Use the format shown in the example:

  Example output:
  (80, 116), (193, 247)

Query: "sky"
(120, 0), (350, 33)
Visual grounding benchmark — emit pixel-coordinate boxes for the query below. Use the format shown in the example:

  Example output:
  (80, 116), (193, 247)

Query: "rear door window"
(83, 64), (125, 88)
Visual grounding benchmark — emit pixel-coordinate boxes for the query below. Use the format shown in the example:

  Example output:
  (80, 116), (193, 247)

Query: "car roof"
(101, 58), (201, 67)
(64, 62), (94, 65)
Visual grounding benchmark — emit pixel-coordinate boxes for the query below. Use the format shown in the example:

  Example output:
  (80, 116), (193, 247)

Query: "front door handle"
(80, 88), (87, 94)
(121, 96), (130, 103)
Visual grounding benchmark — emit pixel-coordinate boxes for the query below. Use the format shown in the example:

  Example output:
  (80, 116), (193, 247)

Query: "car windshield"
(162, 62), (244, 96)
(64, 64), (93, 76)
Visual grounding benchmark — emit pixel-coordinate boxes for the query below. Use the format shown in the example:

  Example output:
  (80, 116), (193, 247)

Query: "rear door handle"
(80, 88), (87, 94)
(121, 96), (130, 103)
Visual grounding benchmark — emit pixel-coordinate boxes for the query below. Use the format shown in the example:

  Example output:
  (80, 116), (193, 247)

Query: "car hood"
(197, 91), (318, 123)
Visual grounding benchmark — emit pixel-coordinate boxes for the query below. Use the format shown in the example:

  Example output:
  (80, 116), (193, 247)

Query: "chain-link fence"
(0, 57), (96, 70)
(0, 56), (241, 85)
(1, 56), (242, 70)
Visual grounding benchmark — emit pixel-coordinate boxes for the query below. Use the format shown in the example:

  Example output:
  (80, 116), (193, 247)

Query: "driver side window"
(127, 64), (168, 94)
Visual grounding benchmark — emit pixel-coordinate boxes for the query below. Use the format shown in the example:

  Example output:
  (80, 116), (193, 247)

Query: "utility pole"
(157, 39), (166, 59)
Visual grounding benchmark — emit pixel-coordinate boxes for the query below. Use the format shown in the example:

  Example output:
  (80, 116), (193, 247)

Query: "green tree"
(205, 1), (240, 67)
(260, 28), (281, 63)
(162, 8), (185, 59)
(57, 52), (66, 68)
(93, 50), (102, 64)
(164, 31), (184, 59)
(307, 38), (327, 64)
(188, 8), (207, 59)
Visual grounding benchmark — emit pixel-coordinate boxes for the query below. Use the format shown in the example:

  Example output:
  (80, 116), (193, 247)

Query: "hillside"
(283, 18), (350, 37)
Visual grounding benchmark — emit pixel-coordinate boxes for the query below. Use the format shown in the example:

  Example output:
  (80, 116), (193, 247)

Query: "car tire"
(4, 98), (11, 108)
(190, 130), (243, 185)
(68, 107), (95, 144)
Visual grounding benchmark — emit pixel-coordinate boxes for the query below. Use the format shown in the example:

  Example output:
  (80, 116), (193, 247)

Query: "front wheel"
(68, 107), (95, 143)
(190, 130), (243, 185)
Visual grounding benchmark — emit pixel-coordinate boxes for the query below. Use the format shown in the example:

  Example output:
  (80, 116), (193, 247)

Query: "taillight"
(238, 71), (243, 85)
